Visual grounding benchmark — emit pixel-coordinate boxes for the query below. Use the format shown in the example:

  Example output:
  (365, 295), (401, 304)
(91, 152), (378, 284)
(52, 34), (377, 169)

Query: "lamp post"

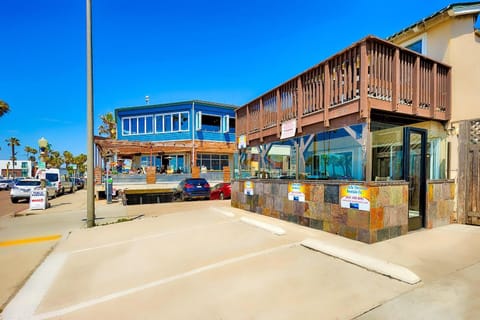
(38, 137), (48, 188)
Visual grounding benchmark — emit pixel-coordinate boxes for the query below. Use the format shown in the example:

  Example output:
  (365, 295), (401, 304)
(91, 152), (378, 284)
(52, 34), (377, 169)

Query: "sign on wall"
(340, 185), (370, 211)
(280, 119), (297, 139)
(288, 182), (305, 202)
(244, 181), (254, 195)
(238, 135), (247, 149)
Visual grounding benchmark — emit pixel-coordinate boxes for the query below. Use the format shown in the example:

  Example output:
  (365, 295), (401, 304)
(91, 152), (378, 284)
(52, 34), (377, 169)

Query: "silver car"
(0, 179), (14, 191)
(10, 179), (56, 203)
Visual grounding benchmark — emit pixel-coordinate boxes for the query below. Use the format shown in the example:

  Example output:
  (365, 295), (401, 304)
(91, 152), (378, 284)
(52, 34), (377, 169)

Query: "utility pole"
(86, 0), (95, 227)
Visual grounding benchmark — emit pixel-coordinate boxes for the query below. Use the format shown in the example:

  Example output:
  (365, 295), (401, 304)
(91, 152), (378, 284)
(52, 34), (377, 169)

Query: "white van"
(36, 168), (62, 196)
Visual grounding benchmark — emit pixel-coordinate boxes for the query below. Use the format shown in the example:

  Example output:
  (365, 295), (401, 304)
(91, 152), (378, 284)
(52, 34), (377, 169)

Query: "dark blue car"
(174, 178), (210, 201)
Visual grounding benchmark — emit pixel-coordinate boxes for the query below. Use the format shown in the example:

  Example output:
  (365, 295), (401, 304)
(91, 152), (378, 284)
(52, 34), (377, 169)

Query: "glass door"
(404, 127), (427, 231)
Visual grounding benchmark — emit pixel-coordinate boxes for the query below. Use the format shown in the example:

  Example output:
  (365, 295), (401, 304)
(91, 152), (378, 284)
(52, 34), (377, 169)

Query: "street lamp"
(38, 137), (48, 187)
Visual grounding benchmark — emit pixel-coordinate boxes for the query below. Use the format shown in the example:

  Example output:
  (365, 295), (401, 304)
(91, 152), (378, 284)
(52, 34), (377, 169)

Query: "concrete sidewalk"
(3, 199), (480, 319)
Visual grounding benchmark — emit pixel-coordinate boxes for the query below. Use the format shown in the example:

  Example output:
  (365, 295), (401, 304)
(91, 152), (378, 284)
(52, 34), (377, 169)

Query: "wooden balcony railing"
(236, 36), (451, 142)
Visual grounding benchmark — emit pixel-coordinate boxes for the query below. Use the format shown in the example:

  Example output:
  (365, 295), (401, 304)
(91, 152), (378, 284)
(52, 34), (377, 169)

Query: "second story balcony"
(236, 36), (451, 144)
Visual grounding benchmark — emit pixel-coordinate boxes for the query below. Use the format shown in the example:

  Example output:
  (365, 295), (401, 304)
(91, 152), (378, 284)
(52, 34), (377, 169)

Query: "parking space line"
(32, 242), (299, 320)
(0, 234), (62, 247)
(2, 253), (68, 320)
(240, 217), (286, 235)
(71, 220), (236, 254)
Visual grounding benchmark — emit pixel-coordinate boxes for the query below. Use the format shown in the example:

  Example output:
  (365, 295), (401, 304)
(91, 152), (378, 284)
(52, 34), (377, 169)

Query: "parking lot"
(3, 192), (480, 319)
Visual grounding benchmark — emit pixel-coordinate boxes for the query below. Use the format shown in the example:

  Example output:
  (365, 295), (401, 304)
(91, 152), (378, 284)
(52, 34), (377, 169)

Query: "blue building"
(95, 100), (237, 174)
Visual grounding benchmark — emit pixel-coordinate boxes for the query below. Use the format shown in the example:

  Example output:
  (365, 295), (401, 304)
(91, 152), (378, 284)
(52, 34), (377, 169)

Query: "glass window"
(164, 114), (172, 132)
(202, 114), (221, 132)
(181, 112), (189, 131)
(156, 115), (164, 133)
(130, 118), (138, 135)
(172, 113), (179, 131)
(229, 118), (236, 133)
(139, 116), (146, 134)
(406, 39), (422, 54)
(371, 126), (404, 180)
(146, 116), (153, 134)
(123, 118), (130, 135)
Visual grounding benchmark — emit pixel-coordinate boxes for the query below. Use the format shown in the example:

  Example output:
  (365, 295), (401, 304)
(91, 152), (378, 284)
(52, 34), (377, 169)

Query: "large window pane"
(172, 113), (179, 131)
(139, 116), (145, 134)
(164, 115), (172, 132)
(130, 118), (138, 135)
(202, 114), (221, 132)
(123, 118), (130, 135)
(156, 115), (163, 132)
(181, 112), (189, 131)
(146, 116), (153, 134)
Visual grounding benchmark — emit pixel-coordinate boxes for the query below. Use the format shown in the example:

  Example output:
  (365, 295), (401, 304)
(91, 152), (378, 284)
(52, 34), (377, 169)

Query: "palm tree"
(6, 137), (20, 177)
(74, 154), (87, 174)
(0, 100), (10, 117)
(63, 150), (75, 175)
(98, 112), (117, 139)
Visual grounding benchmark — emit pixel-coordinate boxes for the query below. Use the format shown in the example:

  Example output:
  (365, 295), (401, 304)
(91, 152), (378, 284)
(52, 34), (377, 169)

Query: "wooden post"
(392, 48), (400, 111)
(297, 77), (303, 133)
(223, 166), (231, 182)
(191, 165), (200, 178)
(457, 121), (469, 224)
(324, 63), (331, 128)
(431, 63), (437, 118)
(146, 166), (156, 184)
(259, 98), (264, 142)
(359, 41), (368, 119)
(276, 88), (281, 138)
(412, 56), (420, 115)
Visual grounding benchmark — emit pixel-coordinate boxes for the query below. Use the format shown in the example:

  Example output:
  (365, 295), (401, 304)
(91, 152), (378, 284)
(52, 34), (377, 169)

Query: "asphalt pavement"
(2, 190), (480, 319)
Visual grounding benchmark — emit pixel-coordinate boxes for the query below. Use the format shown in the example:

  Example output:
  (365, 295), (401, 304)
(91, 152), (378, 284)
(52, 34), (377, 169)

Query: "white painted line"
(210, 207), (235, 218)
(301, 238), (421, 285)
(240, 217), (285, 235)
(32, 242), (298, 320)
(2, 253), (68, 320)
(71, 220), (234, 254)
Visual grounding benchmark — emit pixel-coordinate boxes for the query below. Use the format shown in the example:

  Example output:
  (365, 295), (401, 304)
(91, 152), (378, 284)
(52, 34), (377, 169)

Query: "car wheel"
(180, 193), (185, 201)
(219, 192), (224, 200)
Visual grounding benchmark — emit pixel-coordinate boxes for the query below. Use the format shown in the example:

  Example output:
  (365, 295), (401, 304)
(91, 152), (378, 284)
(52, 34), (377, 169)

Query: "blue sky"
(0, 0), (455, 160)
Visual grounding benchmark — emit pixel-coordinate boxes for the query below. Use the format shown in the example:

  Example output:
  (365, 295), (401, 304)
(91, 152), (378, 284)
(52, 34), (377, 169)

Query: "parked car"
(73, 177), (85, 189)
(0, 179), (14, 191)
(61, 176), (76, 194)
(36, 168), (63, 196)
(210, 182), (231, 200)
(174, 178), (211, 201)
(10, 179), (55, 203)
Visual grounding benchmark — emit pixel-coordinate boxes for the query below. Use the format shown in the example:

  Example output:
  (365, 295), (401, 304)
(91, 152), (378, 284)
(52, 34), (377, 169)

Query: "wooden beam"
(259, 98), (264, 142)
(431, 63), (437, 118)
(412, 56), (420, 115)
(324, 63), (331, 128)
(359, 41), (368, 118)
(297, 76), (303, 133)
(276, 88), (281, 138)
(392, 48), (400, 111)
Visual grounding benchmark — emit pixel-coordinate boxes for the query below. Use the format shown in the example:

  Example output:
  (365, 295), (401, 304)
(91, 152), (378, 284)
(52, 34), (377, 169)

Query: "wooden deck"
(236, 36), (451, 144)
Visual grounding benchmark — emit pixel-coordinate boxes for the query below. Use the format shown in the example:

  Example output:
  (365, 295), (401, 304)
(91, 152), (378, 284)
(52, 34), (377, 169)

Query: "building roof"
(115, 100), (238, 114)
(387, 2), (480, 41)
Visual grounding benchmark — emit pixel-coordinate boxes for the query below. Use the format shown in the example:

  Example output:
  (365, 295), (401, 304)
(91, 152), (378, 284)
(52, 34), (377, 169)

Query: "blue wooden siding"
(116, 101), (236, 143)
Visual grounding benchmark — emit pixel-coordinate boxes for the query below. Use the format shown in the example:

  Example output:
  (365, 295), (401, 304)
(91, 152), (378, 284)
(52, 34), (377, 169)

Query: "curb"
(240, 217), (285, 235)
(301, 238), (421, 285)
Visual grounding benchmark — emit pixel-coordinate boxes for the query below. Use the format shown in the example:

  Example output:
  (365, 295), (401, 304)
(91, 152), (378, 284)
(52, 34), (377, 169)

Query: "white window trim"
(401, 33), (427, 55)
(121, 115), (154, 136)
(201, 113), (222, 133)
(154, 111), (190, 134)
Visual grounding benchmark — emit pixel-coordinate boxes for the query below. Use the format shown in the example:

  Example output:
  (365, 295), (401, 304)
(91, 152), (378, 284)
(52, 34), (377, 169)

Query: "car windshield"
(16, 180), (41, 186)
(46, 173), (58, 182)
(186, 179), (207, 185)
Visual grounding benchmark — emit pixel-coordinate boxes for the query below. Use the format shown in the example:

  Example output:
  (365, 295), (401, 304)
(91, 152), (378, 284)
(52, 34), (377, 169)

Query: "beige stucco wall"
(392, 15), (480, 123)
(391, 15), (480, 181)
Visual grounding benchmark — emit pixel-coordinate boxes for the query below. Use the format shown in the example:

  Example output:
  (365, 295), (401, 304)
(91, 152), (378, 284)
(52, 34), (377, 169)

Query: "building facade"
(232, 36), (454, 243)
(0, 160), (33, 178)
(387, 2), (480, 225)
(94, 100), (237, 175)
